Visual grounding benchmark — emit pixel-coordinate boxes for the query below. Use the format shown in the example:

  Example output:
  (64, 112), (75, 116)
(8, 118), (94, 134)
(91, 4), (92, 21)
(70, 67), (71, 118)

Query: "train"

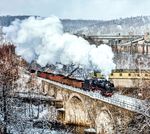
(30, 69), (115, 97)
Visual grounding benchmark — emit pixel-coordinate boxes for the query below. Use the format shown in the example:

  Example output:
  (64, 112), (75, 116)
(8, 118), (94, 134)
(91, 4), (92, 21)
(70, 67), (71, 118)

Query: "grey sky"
(0, 0), (150, 20)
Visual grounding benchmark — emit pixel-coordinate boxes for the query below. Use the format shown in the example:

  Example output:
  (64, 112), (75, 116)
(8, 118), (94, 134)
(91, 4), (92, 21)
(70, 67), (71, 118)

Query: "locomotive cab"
(83, 79), (90, 91)
(30, 69), (36, 73)
(91, 79), (97, 87)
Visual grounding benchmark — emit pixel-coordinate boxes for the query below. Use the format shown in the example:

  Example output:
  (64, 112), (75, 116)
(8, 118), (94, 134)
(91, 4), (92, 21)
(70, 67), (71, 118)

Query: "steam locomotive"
(30, 69), (115, 97)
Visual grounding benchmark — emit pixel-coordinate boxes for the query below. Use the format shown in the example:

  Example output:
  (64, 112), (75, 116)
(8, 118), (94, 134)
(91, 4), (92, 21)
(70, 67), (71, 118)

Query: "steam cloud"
(3, 16), (116, 77)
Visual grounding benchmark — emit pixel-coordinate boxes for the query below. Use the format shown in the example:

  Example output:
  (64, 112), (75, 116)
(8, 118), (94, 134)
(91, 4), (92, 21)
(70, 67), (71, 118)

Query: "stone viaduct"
(40, 77), (145, 134)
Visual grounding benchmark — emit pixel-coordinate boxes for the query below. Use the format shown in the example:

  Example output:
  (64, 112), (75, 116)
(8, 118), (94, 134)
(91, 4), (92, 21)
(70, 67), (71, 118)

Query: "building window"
(119, 73), (122, 76)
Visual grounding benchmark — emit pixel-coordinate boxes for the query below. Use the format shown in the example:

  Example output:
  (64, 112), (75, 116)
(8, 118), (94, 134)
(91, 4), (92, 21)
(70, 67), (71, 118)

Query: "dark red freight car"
(36, 70), (115, 97)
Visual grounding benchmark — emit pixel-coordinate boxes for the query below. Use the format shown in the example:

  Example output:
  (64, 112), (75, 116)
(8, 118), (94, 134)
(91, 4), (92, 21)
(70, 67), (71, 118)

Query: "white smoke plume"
(3, 16), (116, 77)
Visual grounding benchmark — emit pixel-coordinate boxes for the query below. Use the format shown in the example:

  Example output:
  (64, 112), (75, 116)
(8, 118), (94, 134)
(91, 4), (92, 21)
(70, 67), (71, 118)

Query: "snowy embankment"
(15, 67), (31, 92)
(7, 69), (61, 134)
(15, 67), (42, 92)
(39, 77), (146, 115)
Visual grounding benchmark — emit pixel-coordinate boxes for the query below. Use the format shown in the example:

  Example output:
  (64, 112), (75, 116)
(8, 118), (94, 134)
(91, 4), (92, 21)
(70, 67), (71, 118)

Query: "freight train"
(30, 69), (115, 97)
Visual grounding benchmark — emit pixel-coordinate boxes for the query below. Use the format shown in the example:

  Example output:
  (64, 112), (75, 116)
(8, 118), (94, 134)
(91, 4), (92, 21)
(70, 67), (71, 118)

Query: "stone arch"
(67, 93), (85, 105)
(95, 108), (114, 134)
(65, 93), (90, 126)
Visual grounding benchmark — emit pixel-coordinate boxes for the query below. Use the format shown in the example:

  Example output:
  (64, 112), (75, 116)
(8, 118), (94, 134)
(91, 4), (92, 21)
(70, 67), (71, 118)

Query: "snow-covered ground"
(2, 98), (61, 134)
(1, 68), (70, 134)
(9, 127), (72, 134)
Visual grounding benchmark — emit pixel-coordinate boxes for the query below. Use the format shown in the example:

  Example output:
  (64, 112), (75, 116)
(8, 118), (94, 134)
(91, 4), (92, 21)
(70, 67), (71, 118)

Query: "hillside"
(1, 15), (150, 35)
(62, 16), (150, 35)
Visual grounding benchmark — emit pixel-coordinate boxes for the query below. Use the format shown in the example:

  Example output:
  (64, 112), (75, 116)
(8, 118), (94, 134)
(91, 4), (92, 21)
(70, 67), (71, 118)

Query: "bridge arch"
(65, 93), (90, 125)
(67, 93), (85, 105)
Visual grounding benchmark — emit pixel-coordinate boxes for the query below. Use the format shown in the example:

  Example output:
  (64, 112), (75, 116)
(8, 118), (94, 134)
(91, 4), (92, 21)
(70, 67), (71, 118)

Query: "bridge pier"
(57, 108), (65, 123)
(95, 107), (114, 134)
(65, 94), (91, 126)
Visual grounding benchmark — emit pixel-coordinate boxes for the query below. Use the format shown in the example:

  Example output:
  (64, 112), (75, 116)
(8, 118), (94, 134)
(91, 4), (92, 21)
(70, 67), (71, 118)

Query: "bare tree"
(0, 44), (18, 133)
(126, 100), (150, 134)
(126, 55), (150, 134)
